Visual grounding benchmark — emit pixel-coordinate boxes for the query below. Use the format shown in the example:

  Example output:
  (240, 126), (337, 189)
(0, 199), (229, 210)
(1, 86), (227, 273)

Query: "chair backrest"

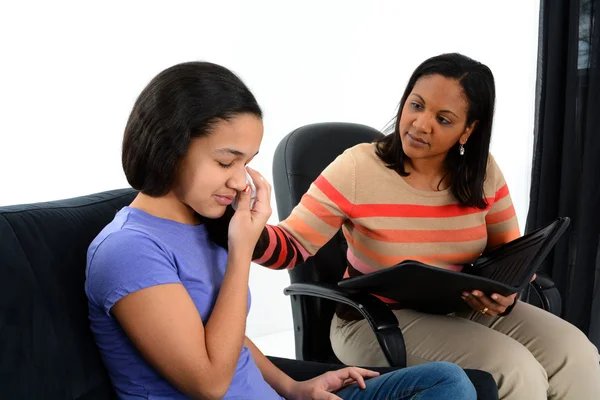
(0, 189), (137, 399)
(272, 122), (384, 363)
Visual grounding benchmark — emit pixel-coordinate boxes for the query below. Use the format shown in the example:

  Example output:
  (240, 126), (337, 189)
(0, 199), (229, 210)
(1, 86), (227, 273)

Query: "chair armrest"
(284, 283), (397, 330)
(528, 274), (562, 316)
(532, 273), (556, 289)
(284, 282), (406, 367)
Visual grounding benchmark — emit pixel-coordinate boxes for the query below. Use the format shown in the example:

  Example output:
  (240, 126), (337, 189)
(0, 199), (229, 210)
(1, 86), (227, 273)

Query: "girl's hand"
(288, 367), (380, 400)
(227, 167), (272, 256)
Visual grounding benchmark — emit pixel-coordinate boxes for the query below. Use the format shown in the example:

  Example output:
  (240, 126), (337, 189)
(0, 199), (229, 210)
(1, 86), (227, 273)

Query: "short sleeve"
(86, 229), (181, 316)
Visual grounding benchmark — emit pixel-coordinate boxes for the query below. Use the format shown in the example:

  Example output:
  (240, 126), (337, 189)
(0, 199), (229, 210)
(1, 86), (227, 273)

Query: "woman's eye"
(218, 162), (233, 168)
(437, 116), (451, 125)
(411, 102), (423, 110)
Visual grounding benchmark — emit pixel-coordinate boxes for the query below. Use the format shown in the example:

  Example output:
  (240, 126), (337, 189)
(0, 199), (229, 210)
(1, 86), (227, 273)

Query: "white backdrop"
(0, 0), (540, 353)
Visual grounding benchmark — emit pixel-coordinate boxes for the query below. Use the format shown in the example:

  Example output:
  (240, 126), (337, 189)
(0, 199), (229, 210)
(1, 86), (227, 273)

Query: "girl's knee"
(425, 361), (465, 378)
(403, 362), (475, 400)
(431, 362), (476, 398)
(429, 361), (471, 382)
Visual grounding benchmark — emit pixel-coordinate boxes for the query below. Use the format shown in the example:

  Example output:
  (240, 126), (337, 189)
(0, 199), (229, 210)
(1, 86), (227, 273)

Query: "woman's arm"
(464, 158), (522, 316)
(253, 150), (357, 270)
(485, 157), (521, 250)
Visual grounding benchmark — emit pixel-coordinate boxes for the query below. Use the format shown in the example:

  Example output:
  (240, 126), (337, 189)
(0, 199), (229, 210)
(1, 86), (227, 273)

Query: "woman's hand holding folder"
(461, 274), (537, 316)
(461, 290), (517, 316)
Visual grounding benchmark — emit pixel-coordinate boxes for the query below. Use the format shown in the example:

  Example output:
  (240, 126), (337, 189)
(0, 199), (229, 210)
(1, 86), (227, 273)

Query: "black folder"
(338, 217), (570, 314)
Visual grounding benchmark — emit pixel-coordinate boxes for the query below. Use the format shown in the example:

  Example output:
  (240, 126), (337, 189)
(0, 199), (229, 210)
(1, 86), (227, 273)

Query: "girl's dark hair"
(375, 53), (495, 209)
(122, 61), (262, 197)
(122, 61), (262, 249)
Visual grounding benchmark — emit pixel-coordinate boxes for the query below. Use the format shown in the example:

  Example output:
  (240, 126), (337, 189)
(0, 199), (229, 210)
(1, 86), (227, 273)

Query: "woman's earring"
(459, 143), (465, 156)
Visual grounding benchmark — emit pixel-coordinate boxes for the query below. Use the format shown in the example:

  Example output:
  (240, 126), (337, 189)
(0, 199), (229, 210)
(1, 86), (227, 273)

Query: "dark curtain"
(526, 0), (600, 345)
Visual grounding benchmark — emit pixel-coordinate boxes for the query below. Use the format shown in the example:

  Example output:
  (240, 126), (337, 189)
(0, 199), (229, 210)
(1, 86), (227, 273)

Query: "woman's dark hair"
(375, 53), (495, 209)
(122, 61), (262, 197)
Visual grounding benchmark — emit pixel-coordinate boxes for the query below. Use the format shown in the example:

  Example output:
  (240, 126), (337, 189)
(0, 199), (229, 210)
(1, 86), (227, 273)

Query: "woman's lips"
(406, 133), (428, 147)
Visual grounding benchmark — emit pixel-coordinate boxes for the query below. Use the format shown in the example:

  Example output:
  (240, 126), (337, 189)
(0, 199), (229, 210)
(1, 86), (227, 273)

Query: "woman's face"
(174, 113), (264, 219)
(398, 74), (475, 162)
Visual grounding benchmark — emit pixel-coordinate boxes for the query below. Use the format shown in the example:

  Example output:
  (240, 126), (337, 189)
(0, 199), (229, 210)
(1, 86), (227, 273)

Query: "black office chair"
(272, 122), (562, 398)
(272, 122), (406, 367)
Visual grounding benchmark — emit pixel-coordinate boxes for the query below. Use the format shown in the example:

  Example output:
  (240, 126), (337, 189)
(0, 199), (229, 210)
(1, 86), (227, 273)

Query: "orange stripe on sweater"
(273, 227), (289, 269)
(346, 235), (480, 267)
(495, 184), (509, 201)
(285, 214), (331, 248)
(286, 230), (312, 261)
(351, 202), (491, 219)
(301, 194), (345, 228)
(354, 224), (487, 243)
(253, 226), (278, 265)
(487, 226), (521, 248)
(486, 204), (517, 225)
(313, 176), (353, 216)
(315, 174), (495, 218)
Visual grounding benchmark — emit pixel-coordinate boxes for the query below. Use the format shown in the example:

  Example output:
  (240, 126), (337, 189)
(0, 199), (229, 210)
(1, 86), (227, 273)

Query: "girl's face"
(174, 113), (264, 219)
(398, 74), (475, 163)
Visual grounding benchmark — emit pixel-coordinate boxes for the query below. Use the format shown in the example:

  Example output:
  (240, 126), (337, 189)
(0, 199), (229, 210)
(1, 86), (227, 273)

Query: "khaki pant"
(330, 301), (600, 399)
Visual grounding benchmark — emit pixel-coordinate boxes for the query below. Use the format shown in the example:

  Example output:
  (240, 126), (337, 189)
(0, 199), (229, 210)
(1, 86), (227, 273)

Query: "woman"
(252, 53), (600, 399)
(84, 61), (476, 399)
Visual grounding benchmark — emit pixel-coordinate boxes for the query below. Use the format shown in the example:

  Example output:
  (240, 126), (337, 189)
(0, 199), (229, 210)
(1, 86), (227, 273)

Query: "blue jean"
(334, 361), (476, 400)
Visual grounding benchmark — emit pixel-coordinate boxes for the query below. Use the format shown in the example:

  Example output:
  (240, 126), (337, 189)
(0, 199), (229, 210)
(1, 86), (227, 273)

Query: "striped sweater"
(254, 143), (520, 303)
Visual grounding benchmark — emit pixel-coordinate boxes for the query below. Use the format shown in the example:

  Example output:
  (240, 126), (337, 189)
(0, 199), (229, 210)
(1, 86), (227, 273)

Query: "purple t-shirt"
(85, 207), (283, 400)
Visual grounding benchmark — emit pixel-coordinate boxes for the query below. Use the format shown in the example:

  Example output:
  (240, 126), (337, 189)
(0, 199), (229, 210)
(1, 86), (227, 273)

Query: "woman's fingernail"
(243, 185), (250, 194)
(462, 292), (470, 297)
(491, 294), (498, 300)
(472, 291), (479, 297)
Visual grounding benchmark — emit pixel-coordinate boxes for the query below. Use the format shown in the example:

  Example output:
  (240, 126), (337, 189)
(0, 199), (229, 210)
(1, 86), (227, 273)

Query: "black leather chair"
(272, 122), (564, 398)
(273, 122), (405, 367)
(1, 188), (473, 399)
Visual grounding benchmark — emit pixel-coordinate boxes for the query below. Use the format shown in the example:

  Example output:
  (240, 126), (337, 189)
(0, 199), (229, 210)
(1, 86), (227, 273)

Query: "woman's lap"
(331, 301), (600, 399)
(331, 306), (537, 371)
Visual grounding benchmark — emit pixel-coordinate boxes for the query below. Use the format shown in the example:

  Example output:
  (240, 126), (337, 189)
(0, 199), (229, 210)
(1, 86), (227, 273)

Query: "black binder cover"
(338, 217), (570, 314)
